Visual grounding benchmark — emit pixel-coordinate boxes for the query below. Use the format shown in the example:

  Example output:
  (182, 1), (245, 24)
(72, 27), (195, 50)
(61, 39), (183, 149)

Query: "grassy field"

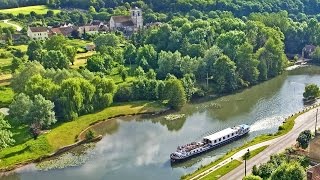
(71, 51), (95, 69)
(182, 109), (308, 180)
(0, 101), (165, 170)
(0, 86), (14, 108)
(1, 5), (60, 15)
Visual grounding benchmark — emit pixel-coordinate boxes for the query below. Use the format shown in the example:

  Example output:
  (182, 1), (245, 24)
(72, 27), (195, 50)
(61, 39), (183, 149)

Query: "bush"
(85, 130), (95, 140)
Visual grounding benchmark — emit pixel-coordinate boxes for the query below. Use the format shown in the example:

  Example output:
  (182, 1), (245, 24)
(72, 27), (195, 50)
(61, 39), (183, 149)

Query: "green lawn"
(248, 145), (269, 160)
(0, 86), (14, 108)
(201, 160), (242, 180)
(0, 101), (165, 170)
(9, 45), (28, 52)
(1, 5), (60, 15)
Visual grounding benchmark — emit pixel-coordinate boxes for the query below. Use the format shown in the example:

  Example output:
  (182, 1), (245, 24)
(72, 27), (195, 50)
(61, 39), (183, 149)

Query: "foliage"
(9, 93), (56, 131)
(0, 114), (15, 150)
(243, 175), (262, 180)
(303, 84), (320, 99)
(165, 78), (187, 110)
(296, 130), (312, 149)
(270, 162), (305, 180)
(85, 130), (95, 140)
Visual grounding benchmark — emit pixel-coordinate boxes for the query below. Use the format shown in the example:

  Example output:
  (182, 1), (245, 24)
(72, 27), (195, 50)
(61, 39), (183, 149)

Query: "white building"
(109, 7), (143, 31)
(78, 25), (100, 35)
(27, 27), (49, 40)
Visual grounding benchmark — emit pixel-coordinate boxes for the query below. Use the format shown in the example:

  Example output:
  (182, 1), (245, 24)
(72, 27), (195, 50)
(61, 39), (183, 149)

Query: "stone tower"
(130, 7), (143, 29)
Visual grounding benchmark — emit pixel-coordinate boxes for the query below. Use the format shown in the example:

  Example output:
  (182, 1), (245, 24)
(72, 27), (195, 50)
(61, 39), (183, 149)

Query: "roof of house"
(111, 16), (134, 26)
(29, 27), (48, 33)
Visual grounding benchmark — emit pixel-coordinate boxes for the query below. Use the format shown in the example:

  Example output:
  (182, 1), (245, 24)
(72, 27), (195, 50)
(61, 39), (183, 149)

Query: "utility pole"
(316, 109), (318, 136)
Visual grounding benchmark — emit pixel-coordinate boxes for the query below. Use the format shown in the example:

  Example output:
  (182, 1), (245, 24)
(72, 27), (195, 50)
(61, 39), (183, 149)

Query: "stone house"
(27, 27), (49, 40)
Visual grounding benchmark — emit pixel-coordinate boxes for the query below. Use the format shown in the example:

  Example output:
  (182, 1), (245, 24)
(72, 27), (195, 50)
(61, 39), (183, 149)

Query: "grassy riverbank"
(198, 145), (268, 180)
(181, 108), (309, 180)
(0, 101), (165, 170)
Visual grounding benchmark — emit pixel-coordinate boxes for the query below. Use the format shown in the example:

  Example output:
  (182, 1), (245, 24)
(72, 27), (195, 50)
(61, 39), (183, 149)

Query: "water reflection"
(2, 66), (320, 180)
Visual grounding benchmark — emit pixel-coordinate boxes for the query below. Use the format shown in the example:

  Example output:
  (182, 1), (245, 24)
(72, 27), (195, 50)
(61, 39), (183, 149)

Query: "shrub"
(85, 130), (95, 140)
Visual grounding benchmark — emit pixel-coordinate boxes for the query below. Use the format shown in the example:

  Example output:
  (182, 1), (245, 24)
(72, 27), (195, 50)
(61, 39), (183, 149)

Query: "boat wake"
(249, 115), (283, 132)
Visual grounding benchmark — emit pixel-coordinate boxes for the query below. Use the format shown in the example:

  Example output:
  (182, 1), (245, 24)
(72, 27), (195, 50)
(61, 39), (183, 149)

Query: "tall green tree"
(27, 40), (43, 61)
(213, 55), (238, 93)
(42, 50), (69, 69)
(165, 78), (187, 110)
(236, 42), (259, 85)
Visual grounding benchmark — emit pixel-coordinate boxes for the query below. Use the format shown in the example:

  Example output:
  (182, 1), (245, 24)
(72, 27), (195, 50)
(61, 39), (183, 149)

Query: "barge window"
(223, 137), (225, 140)
(219, 138), (221, 141)
(232, 133), (234, 136)
(214, 140), (217, 143)
(227, 135), (230, 138)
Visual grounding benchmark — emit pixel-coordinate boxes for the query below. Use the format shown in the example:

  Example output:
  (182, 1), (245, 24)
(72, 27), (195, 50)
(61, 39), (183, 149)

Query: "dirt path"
(2, 20), (22, 31)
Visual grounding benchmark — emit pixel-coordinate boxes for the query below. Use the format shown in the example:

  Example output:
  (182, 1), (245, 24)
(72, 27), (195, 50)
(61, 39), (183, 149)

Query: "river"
(2, 66), (320, 180)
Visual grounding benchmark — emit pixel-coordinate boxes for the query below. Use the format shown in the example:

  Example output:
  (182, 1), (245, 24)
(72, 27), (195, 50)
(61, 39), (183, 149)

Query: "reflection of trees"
(156, 116), (187, 131)
(199, 74), (286, 121)
(0, 173), (21, 180)
(288, 66), (320, 75)
(91, 119), (119, 136)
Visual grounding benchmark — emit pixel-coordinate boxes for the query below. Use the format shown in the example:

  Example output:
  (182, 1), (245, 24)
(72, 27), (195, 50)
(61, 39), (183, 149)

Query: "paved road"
(220, 108), (319, 180)
(2, 20), (22, 31)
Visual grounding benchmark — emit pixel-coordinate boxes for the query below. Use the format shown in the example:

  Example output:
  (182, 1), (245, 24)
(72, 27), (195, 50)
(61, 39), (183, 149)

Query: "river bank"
(0, 101), (168, 173)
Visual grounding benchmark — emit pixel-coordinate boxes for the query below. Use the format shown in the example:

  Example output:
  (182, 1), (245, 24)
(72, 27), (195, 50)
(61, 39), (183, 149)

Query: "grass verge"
(0, 101), (165, 170)
(181, 108), (311, 180)
(198, 145), (269, 180)
(201, 160), (242, 180)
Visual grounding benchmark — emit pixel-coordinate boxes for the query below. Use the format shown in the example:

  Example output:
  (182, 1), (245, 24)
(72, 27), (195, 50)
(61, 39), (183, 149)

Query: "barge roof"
(203, 128), (237, 141)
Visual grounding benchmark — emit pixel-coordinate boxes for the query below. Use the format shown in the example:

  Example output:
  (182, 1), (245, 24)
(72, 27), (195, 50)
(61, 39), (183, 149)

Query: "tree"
(312, 46), (320, 62)
(42, 50), (69, 69)
(0, 114), (15, 149)
(58, 78), (95, 120)
(270, 162), (305, 180)
(296, 130), (312, 149)
(64, 46), (77, 65)
(213, 55), (238, 93)
(25, 74), (59, 100)
(87, 54), (106, 72)
(146, 69), (157, 80)
(165, 78), (187, 110)
(124, 43), (137, 66)
(236, 42), (259, 85)
(136, 45), (158, 70)
(11, 62), (45, 93)
(45, 35), (67, 52)
(11, 57), (25, 72)
(26, 94), (57, 129)
(27, 40), (43, 61)
(94, 34), (120, 50)
(303, 84), (320, 100)
(243, 175), (262, 180)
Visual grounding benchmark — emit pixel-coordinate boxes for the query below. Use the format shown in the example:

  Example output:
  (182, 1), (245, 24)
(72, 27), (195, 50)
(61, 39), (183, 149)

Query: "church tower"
(130, 7), (143, 29)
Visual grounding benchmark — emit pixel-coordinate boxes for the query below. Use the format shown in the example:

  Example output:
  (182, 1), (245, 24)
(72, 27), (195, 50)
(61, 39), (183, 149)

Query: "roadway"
(220, 107), (319, 180)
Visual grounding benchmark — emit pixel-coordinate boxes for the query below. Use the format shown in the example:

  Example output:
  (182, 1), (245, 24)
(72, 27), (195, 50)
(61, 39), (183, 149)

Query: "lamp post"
(243, 149), (250, 177)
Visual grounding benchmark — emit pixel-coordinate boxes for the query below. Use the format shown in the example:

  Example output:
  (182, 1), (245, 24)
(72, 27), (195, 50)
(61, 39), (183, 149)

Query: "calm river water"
(2, 66), (320, 180)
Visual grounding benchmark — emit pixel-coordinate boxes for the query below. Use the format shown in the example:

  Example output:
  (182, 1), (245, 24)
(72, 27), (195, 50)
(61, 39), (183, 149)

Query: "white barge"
(170, 124), (250, 162)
